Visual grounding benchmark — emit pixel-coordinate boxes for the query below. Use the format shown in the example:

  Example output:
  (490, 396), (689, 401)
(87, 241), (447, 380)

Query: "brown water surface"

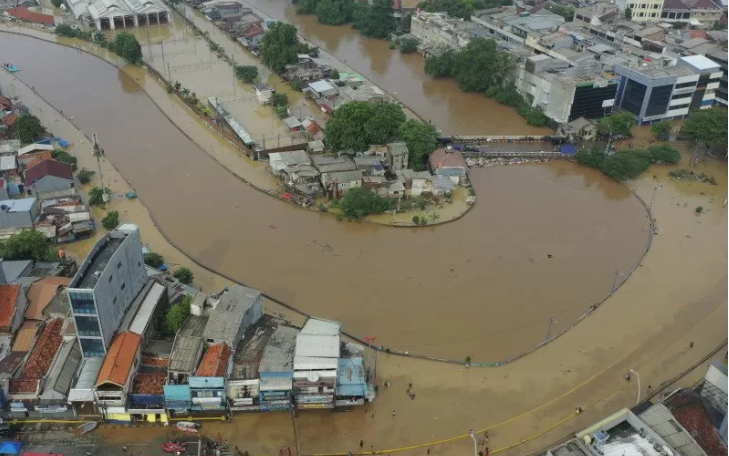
(0, 34), (649, 360)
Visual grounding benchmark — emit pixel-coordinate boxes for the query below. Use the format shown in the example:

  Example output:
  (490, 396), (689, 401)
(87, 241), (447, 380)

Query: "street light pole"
(629, 369), (641, 405)
(469, 430), (478, 456)
(545, 317), (558, 343)
(611, 270), (623, 295)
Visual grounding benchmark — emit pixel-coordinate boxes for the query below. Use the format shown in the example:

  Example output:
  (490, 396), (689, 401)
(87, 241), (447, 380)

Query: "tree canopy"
(235, 65), (259, 83)
(575, 145), (681, 181)
(0, 230), (56, 262)
(548, 5), (574, 21)
(681, 107), (728, 148)
(143, 252), (165, 268)
(108, 32), (143, 64)
(353, 0), (396, 39)
(101, 210), (120, 230)
(398, 119), (439, 171)
(261, 23), (303, 73)
(650, 120), (672, 138)
(425, 38), (515, 92)
(173, 266), (194, 285)
(164, 295), (191, 335)
(14, 114), (45, 144)
(325, 102), (406, 151)
(597, 112), (635, 136)
(316, 0), (354, 25)
(424, 49), (456, 78)
(340, 188), (396, 219)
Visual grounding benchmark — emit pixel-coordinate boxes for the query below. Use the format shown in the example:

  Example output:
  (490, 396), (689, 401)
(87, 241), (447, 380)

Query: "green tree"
(51, 0), (63, 8)
(600, 150), (651, 181)
(271, 93), (289, 108)
(452, 38), (499, 92)
(399, 37), (419, 54)
(624, 7), (632, 19)
(340, 188), (395, 219)
(88, 187), (111, 207)
(143, 252), (165, 268)
(235, 65), (259, 83)
(164, 295), (191, 335)
(650, 120), (672, 138)
(14, 114), (45, 144)
(316, 0), (353, 25)
(549, 5), (574, 21)
(101, 210), (120, 230)
(647, 145), (681, 164)
(681, 107), (728, 149)
(520, 105), (549, 127)
(325, 102), (406, 151)
(424, 49), (456, 78)
(108, 32), (143, 64)
(261, 23), (301, 74)
(295, 0), (319, 14)
(77, 168), (95, 185)
(355, 0), (396, 38)
(398, 119), (439, 171)
(597, 112), (634, 136)
(173, 266), (194, 285)
(423, 0), (473, 19)
(330, 68), (340, 80)
(0, 230), (56, 262)
(51, 149), (78, 170)
(574, 147), (607, 169)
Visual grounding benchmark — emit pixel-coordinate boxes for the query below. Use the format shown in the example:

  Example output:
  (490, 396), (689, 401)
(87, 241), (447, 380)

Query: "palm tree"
(493, 52), (517, 87)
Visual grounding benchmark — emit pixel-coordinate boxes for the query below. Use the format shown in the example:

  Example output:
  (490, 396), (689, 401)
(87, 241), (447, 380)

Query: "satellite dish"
(307, 372), (319, 383)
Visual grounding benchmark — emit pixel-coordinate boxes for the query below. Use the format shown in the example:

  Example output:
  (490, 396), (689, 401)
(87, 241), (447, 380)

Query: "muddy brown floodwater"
(0, 34), (649, 361)
(239, 0), (551, 136)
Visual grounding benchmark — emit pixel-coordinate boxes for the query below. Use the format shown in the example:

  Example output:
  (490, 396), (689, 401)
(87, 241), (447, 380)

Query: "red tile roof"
(196, 343), (231, 377)
(667, 389), (728, 456)
(243, 23), (264, 39)
(19, 151), (53, 170)
(429, 148), (467, 170)
(131, 372), (166, 394)
(8, 378), (40, 394)
(96, 332), (141, 387)
(25, 159), (74, 185)
(7, 7), (56, 26)
(12, 321), (41, 352)
(0, 96), (12, 109)
(19, 318), (63, 380)
(2, 113), (17, 127)
(0, 284), (21, 329)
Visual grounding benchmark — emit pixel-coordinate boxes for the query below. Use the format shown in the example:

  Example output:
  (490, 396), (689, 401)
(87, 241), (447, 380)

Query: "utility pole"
(92, 133), (108, 204)
(545, 317), (557, 342)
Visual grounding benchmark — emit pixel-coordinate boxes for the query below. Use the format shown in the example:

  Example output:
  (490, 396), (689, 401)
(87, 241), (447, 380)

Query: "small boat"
(176, 421), (199, 433)
(162, 442), (187, 453)
(73, 421), (97, 435)
(3, 65), (20, 73)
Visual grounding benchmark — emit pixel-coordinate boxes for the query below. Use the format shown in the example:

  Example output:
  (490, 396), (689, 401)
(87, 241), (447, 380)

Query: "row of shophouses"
(0, 224), (373, 423)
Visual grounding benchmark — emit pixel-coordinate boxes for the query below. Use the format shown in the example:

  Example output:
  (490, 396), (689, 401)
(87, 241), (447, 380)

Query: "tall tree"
(109, 32), (143, 64)
(355, 0), (396, 38)
(235, 65), (259, 83)
(681, 107), (728, 149)
(452, 38), (498, 92)
(325, 102), (406, 151)
(261, 23), (301, 73)
(14, 114), (45, 143)
(398, 119), (439, 171)
(424, 49), (456, 78)
(597, 112), (635, 136)
(0, 230), (56, 262)
(650, 120), (672, 138)
(316, 0), (354, 25)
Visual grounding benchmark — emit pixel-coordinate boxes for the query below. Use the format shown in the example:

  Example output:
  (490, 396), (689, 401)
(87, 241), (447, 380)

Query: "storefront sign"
(192, 397), (222, 405)
(231, 397), (253, 405)
(297, 403), (333, 410)
(10, 402), (27, 412)
(201, 403), (224, 410)
(35, 405), (68, 413)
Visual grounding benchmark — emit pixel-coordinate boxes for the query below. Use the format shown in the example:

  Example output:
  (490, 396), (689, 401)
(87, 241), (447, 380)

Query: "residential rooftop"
(9, 318), (63, 393)
(39, 338), (82, 401)
(202, 285), (262, 346)
(169, 315), (208, 373)
(196, 342), (231, 377)
(232, 314), (279, 379)
(132, 372), (166, 394)
(96, 331), (141, 387)
(259, 325), (298, 373)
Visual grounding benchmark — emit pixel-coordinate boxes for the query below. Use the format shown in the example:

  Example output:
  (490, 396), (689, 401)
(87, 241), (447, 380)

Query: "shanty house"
(293, 317), (340, 410)
(24, 159), (75, 195)
(202, 285), (263, 348)
(0, 198), (37, 229)
(254, 83), (272, 105)
(94, 331), (141, 422)
(429, 148), (468, 178)
(387, 142), (409, 171)
(321, 170), (363, 196)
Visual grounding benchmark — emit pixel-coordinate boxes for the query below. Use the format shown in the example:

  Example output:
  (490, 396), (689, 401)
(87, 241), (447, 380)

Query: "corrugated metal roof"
(129, 282), (166, 335)
(294, 317), (340, 361)
(40, 338), (82, 400)
(202, 285), (261, 346)
(169, 336), (204, 373)
(0, 156), (16, 172)
(260, 377), (291, 391)
(164, 384), (191, 401)
(68, 356), (103, 402)
(639, 403), (707, 456)
(188, 376), (224, 388)
(259, 326), (298, 373)
(293, 355), (338, 371)
(336, 358), (366, 396)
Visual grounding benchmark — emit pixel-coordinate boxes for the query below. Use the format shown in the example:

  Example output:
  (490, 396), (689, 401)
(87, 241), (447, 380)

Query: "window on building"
(76, 316), (102, 337)
(109, 275), (113, 283)
(113, 297), (117, 305)
(70, 292), (96, 315)
(674, 81), (697, 90)
(620, 79), (648, 116)
(80, 338), (105, 357)
(672, 91), (693, 99)
(117, 261), (122, 269)
(121, 282), (126, 290)
(638, 12), (645, 16)
(646, 85), (673, 117)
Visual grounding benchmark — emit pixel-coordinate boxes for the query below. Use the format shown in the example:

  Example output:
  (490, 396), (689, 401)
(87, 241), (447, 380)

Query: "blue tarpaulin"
(0, 441), (22, 454)
(560, 144), (577, 155)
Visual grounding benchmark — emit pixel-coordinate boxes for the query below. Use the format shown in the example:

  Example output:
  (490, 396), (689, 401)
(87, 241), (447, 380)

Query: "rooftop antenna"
(92, 133), (108, 204)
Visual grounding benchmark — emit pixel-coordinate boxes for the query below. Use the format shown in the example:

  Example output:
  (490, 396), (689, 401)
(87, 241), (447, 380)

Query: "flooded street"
(0, 33), (648, 361)
(234, 0), (551, 135)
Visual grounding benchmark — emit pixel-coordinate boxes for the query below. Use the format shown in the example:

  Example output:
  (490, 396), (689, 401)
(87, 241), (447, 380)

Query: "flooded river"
(236, 0), (551, 135)
(0, 34), (649, 360)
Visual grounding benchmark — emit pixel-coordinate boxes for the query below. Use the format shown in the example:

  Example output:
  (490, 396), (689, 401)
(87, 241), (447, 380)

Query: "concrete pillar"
(95, 19), (101, 30)
(110, 17), (115, 29)
(156, 12), (160, 23)
(134, 14), (138, 27)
